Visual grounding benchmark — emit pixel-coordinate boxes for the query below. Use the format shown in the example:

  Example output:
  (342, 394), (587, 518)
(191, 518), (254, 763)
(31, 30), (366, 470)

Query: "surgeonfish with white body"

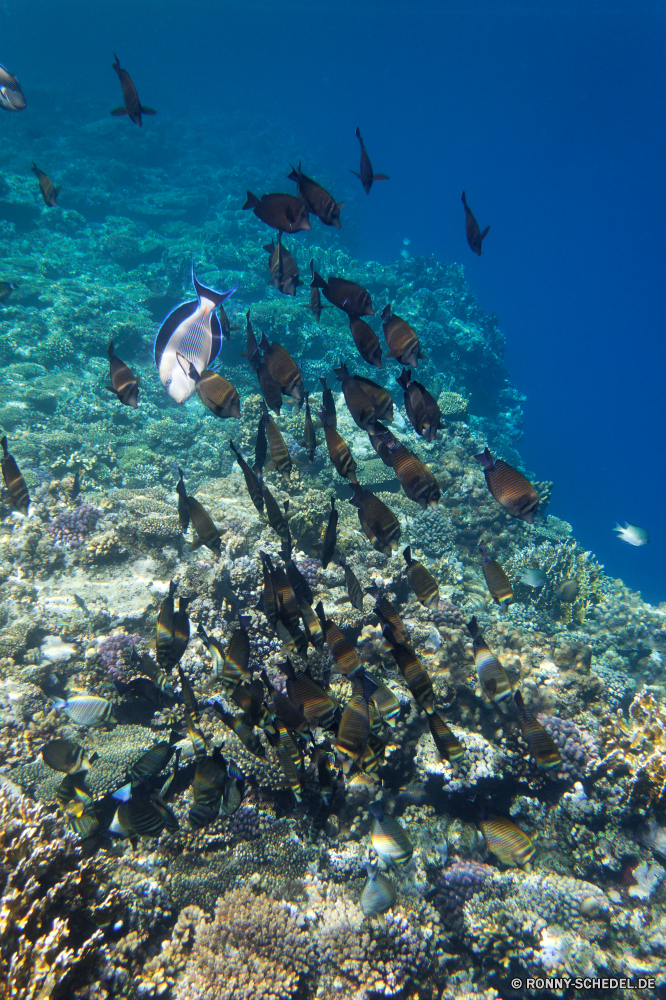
(154, 264), (237, 403)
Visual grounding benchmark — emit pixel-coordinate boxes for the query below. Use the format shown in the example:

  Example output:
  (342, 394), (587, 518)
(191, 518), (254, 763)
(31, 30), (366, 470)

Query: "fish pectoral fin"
(373, 173), (390, 181)
(54, 186), (62, 196)
(141, 106), (157, 114)
(110, 107), (128, 116)
(481, 225), (490, 239)
(349, 170), (362, 179)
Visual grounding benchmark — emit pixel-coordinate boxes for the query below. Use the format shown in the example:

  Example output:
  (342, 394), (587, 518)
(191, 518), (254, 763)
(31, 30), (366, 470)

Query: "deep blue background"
(2, 0), (664, 603)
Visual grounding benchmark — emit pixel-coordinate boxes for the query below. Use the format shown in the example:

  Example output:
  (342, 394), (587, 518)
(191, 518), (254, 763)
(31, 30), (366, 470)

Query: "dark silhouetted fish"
(380, 433), (440, 509)
(315, 601), (363, 679)
(339, 554), (363, 610)
(30, 163), (60, 207)
(194, 370), (241, 420)
(259, 551), (279, 628)
(273, 721), (303, 801)
(107, 341), (139, 408)
(283, 549), (313, 607)
(361, 860), (396, 918)
(299, 390), (317, 464)
(479, 541), (513, 610)
(1, 435), (30, 514)
(368, 800), (413, 867)
(0, 63), (26, 111)
(261, 484), (291, 548)
(231, 679), (275, 733)
(321, 495), (338, 568)
(189, 750), (227, 828)
(555, 578), (578, 602)
(474, 447), (539, 523)
(260, 401), (292, 481)
(513, 690), (561, 771)
(350, 126), (390, 194)
(309, 260), (324, 321)
(350, 316), (382, 369)
(462, 190), (490, 255)
(176, 468), (190, 532)
(128, 740), (176, 786)
(335, 671), (377, 774)
(156, 581), (176, 671)
(169, 599), (191, 672)
(222, 761), (245, 815)
(320, 406), (358, 484)
(349, 483), (401, 554)
(187, 495), (222, 555)
(218, 304), (235, 340)
(371, 591), (408, 645)
(381, 305), (422, 367)
(396, 368), (440, 441)
(319, 375), (337, 428)
(110, 796), (170, 838)
(383, 626), (434, 714)
(428, 710), (464, 763)
(0, 281), (18, 302)
(288, 162), (343, 227)
(261, 669), (309, 733)
(111, 53), (156, 126)
(299, 599), (325, 652)
(212, 703), (266, 757)
(467, 616), (513, 710)
(184, 706), (208, 760)
(403, 546), (439, 609)
(310, 271), (374, 317)
(198, 619), (251, 689)
(244, 312), (283, 414)
(264, 233), (301, 296)
(254, 413), (268, 475)
(368, 422), (398, 466)
(273, 564), (302, 639)
(70, 466), (81, 501)
(243, 191), (310, 233)
(367, 675), (401, 728)
(155, 265), (237, 404)
(479, 815), (535, 868)
(353, 375), (393, 422)
(279, 658), (337, 729)
(334, 362), (377, 431)
(229, 441), (264, 515)
(259, 333), (304, 405)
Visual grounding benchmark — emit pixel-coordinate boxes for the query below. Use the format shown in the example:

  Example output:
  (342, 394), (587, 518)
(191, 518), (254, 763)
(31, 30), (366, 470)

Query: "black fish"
(176, 468), (190, 531)
(396, 368), (440, 441)
(264, 233), (300, 296)
(255, 414), (268, 475)
(462, 190), (490, 255)
(311, 271), (374, 317)
(245, 311), (283, 414)
(335, 671), (377, 774)
(283, 551), (313, 607)
(111, 53), (156, 127)
(319, 376), (337, 428)
(339, 555), (363, 610)
(321, 495), (338, 568)
(368, 422), (399, 466)
(288, 162), (343, 227)
(260, 550), (280, 628)
(156, 581), (177, 671)
(320, 406), (358, 484)
(187, 497), (222, 555)
(242, 191), (311, 233)
(261, 669), (309, 733)
(381, 305), (422, 368)
(189, 750), (227, 828)
(334, 362), (377, 431)
(261, 400), (292, 481)
(302, 391), (317, 463)
(349, 483), (401, 555)
(514, 690), (561, 770)
(350, 126), (390, 194)
(229, 441), (264, 515)
(31, 163), (60, 207)
(70, 466), (81, 501)
(0, 435), (30, 514)
(129, 740), (176, 786)
(262, 484), (291, 548)
(350, 316), (382, 369)
(474, 447), (539, 523)
(371, 591), (409, 645)
(315, 601), (363, 679)
(259, 333), (304, 405)
(428, 710), (464, 762)
(382, 626), (435, 714)
(299, 600), (325, 652)
(108, 341), (139, 408)
(309, 260), (324, 321)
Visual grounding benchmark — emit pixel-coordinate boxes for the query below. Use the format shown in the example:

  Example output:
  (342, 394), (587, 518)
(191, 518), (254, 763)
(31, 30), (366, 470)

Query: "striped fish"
(231, 678), (275, 733)
(108, 341), (139, 408)
(245, 312), (283, 415)
(261, 400), (292, 481)
(189, 751), (227, 828)
(339, 555), (363, 610)
(479, 814), (535, 868)
(319, 375), (337, 428)
(41, 739), (95, 774)
(261, 669), (309, 733)
(195, 370), (241, 420)
(380, 434), (440, 509)
(177, 664), (199, 721)
(403, 546), (439, 609)
(316, 601), (363, 678)
(368, 800), (413, 867)
(273, 564), (301, 635)
(0, 435), (30, 514)
(353, 375), (393, 422)
(334, 672), (377, 774)
(168, 598), (191, 671)
(514, 690), (561, 770)
(467, 617), (513, 710)
(213, 703), (266, 758)
(334, 361), (377, 430)
(479, 541), (513, 610)
(280, 658), (338, 729)
(154, 265), (237, 404)
(382, 627), (434, 714)
(428, 710), (465, 763)
(259, 332), (304, 405)
(274, 722), (303, 801)
(262, 485), (291, 547)
(300, 600), (325, 652)
(381, 304), (422, 367)
(320, 408), (358, 483)
(474, 448), (539, 523)
(396, 368), (440, 441)
(52, 694), (115, 728)
(367, 675), (401, 728)
(110, 797), (168, 838)
(350, 315), (382, 369)
(156, 580), (176, 670)
(302, 391), (317, 462)
(129, 740), (176, 786)
(372, 592), (409, 645)
(176, 468), (190, 531)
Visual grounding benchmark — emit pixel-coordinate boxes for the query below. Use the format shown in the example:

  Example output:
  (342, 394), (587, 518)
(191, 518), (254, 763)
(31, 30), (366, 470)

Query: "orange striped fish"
(479, 541), (513, 610)
(474, 448), (539, 523)
(0, 434), (30, 514)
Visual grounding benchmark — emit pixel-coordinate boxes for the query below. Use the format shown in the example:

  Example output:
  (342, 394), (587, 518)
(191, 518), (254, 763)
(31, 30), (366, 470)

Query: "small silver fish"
(614, 522), (649, 547)
(518, 568), (546, 589)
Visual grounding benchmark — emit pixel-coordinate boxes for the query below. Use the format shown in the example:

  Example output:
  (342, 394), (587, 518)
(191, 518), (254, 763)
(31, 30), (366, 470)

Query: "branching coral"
(599, 690), (666, 811)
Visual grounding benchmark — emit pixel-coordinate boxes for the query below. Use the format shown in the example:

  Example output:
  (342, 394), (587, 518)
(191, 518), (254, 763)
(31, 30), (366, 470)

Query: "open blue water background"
(2, 0), (664, 602)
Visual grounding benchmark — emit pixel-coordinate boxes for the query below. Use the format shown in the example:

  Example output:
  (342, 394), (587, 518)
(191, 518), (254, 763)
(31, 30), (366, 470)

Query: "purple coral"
(537, 714), (599, 781)
(228, 805), (260, 841)
(295, 556), (320, 590)
(432, 860), (493, 934)
(99, 632), (141, 678)
(47, 504), (101, 548)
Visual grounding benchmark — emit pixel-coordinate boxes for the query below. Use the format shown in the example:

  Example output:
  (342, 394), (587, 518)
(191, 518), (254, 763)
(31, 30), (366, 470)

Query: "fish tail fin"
(259, 332), (271, 352)
(243, 190), (260, 210)
(314, 601), (326, 628)
(112, 52), (120, 66)
(140, 106), (157, 115)
(481, 225), (490, 240)
(513, 689), (527, 718)
(474, 447), (493, 470)
(287, 165), (300, 183)
(396, 367), (410, 390)
(108, 341), (115, 360)
(381, 303), (392, 322)
(403, 546), (412, 565)
(466, 616), (479, 639)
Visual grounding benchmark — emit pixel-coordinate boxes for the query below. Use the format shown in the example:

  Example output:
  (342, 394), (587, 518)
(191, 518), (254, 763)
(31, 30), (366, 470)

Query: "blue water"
(3, 0), (664, 602)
